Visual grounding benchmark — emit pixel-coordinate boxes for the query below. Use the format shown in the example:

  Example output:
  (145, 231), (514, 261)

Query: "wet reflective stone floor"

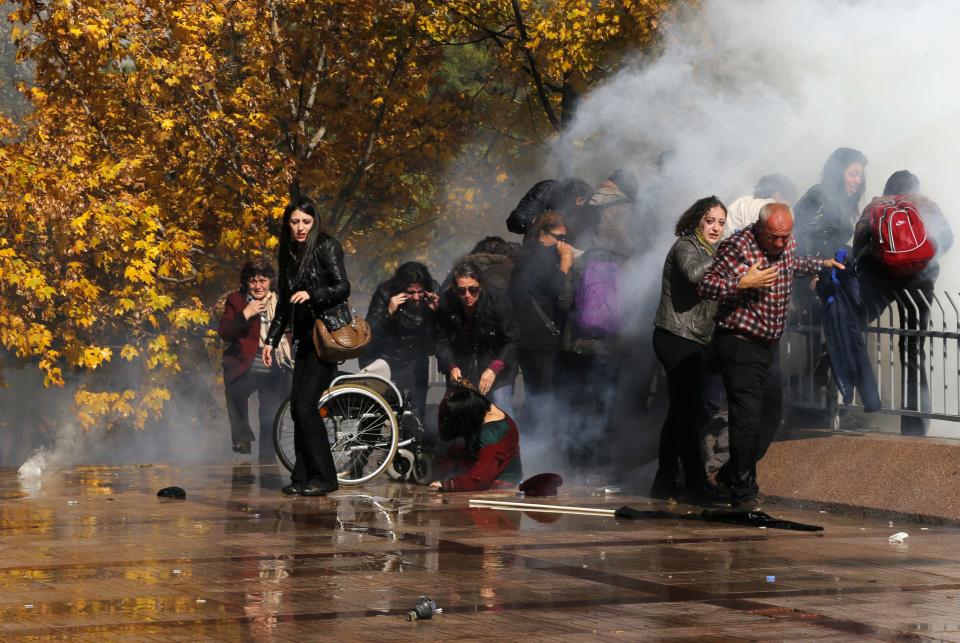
(3, 464), (960, 641)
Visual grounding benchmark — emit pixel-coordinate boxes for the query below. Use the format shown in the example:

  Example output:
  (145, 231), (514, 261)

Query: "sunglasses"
(455, 286), (481, 296)
(547, 231), (568, 242)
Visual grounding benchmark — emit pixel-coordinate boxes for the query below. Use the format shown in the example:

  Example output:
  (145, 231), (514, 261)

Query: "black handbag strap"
(528, 293), (560, 337)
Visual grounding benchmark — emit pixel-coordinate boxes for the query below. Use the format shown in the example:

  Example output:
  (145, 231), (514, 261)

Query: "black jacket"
(794, 185), (858, 258)
(509, 242), (572, 352)
(506, 179), (556, 235)
(435, 287), (519, 389)
(266, 234), (351, 346)
(361, 278), (438, 368)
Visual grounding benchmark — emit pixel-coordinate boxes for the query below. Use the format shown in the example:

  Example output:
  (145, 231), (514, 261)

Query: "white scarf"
(257, 291), (293, 368)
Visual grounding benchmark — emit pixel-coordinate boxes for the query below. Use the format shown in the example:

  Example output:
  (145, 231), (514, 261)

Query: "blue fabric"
(815, 249), (881, 411)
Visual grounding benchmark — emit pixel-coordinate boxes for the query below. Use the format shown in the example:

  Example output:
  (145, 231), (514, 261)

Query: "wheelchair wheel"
(322, 386), (399, 486)
(273, 398), (295, 472)
(272, 386), (400, 486)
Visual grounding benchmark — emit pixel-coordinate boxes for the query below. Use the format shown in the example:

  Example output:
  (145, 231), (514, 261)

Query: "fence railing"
(782, 289), (960, 428)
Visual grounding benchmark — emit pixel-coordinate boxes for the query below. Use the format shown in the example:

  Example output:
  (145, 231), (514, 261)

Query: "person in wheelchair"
(264, 196), (351, 497)
(428, 385), (522, 492)
(361, 261), (440, 419)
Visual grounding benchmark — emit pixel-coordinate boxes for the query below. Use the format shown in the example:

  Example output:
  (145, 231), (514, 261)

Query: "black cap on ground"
(157, 486), (186, 500)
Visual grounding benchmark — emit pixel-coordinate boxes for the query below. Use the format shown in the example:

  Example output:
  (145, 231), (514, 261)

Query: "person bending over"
(429, 386), (523, 492)
(698, 203), (843, 511)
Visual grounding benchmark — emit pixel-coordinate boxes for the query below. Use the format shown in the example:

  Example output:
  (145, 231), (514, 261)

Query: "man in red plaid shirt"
(698, 203), (844, 510)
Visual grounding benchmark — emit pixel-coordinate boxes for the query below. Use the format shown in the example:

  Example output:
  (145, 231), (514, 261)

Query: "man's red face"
(758, 216), (793, 257)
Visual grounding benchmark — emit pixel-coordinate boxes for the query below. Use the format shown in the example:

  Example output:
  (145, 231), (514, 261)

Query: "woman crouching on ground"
(429, 386), (523, 492)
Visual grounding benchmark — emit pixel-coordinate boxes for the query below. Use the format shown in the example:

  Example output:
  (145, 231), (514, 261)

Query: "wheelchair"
(273, 372), (433, 486)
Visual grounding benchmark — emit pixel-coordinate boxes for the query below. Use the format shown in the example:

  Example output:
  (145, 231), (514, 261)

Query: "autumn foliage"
(0, 0), (675, 431)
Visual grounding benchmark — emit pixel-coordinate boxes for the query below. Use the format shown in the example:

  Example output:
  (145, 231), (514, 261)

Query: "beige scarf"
(261, 291), (293, 368)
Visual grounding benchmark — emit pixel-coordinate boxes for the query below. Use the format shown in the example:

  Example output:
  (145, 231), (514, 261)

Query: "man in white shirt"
(723, 174), (797, 239)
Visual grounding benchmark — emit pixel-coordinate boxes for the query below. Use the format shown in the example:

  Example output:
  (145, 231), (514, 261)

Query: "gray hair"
(758, 202), (793, 225)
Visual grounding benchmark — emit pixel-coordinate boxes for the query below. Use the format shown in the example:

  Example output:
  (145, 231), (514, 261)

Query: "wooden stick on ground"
(468, 498), (616, 517)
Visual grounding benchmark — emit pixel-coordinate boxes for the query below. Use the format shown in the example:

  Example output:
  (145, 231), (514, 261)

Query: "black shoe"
(233, 441), (251, 454)
(650, 483), (678, 501)
(683, 483), (729, 507)
(300, 485), (328, 497)
(282, 484), (302, 496)
(730, 497), (761, 512)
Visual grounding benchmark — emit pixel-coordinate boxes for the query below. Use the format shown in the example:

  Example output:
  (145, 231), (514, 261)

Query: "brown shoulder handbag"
(312, 301), (372, 362)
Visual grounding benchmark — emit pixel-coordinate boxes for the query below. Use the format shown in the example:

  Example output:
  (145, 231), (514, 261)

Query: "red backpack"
(867, 195), (934, 277)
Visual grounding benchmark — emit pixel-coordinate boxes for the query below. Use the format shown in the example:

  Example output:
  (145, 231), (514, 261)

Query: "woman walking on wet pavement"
(264, 196), (351, 497)
(218, 259), (292, 461)
(651, 196), (727, 502)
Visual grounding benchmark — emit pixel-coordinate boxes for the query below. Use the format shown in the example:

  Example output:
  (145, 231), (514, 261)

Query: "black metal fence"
(782, 289), (960, 428)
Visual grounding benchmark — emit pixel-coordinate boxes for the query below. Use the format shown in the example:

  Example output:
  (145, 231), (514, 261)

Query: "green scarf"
(694, 229), (718, 256)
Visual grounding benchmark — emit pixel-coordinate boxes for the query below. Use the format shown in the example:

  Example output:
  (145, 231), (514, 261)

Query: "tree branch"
(509, 0), (559, 131)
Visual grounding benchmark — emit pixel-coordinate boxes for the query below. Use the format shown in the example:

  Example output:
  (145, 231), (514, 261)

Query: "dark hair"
(389, 261), (434, 295)
(883, 170), (919, 196)
(451, 259), (482, 286)
(470, 235), (512, 256)
(239, 259), (276, 293)
(277, 196), (322, 282)
(548, 178), (593, 210)
(674, 196), (726, 237)
(608, 168), (639, 201)
(536, 211), (566, 236)
(821, 147), (868, 207)
(438, 386), (491, 441)
(754, 173), (797, 203)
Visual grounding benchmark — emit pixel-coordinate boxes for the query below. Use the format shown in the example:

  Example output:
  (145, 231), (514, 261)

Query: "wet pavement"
(3, 464), (960, 640)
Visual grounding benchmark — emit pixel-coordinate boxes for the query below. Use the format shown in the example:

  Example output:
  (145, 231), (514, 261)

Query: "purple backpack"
(575, 257), (622, 337)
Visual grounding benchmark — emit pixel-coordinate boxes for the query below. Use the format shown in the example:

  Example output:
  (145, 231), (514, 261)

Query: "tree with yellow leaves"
(0, 0), (478, 429)
(0, 0), (676, 435)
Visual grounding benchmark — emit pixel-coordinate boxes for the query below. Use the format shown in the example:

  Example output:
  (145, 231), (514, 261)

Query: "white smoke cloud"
(543, 0), (960, 441)
(557, 0), (960, 272)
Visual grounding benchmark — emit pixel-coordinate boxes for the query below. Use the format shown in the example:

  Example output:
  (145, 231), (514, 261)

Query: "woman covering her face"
(217, 259), (292, 459)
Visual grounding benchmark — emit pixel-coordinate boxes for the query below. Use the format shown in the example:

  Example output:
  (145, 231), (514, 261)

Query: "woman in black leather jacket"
(794, 147), (868, 258)
(650, 196), (726, 501)
(435, 260), (519, 414)
(263, 196), (351, 496)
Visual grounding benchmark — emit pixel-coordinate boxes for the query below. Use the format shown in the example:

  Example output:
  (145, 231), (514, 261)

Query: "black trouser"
(651, 329), (708, 490)
(519, 350), (557, 398)
(224, 365), (290, 460)
(289, 340), (339, 489)
(859, 258), (933, 435)
(714, 331), (782, 503)
(556, 351), (618, 467)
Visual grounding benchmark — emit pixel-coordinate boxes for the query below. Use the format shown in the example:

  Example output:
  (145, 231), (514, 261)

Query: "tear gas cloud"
(542, 0), (960, 445)
(15, 0), (960, 474)
(558, 0), (960, 291)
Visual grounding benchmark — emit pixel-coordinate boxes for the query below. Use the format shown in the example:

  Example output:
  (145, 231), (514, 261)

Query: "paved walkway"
(2, 463), (959, 641)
